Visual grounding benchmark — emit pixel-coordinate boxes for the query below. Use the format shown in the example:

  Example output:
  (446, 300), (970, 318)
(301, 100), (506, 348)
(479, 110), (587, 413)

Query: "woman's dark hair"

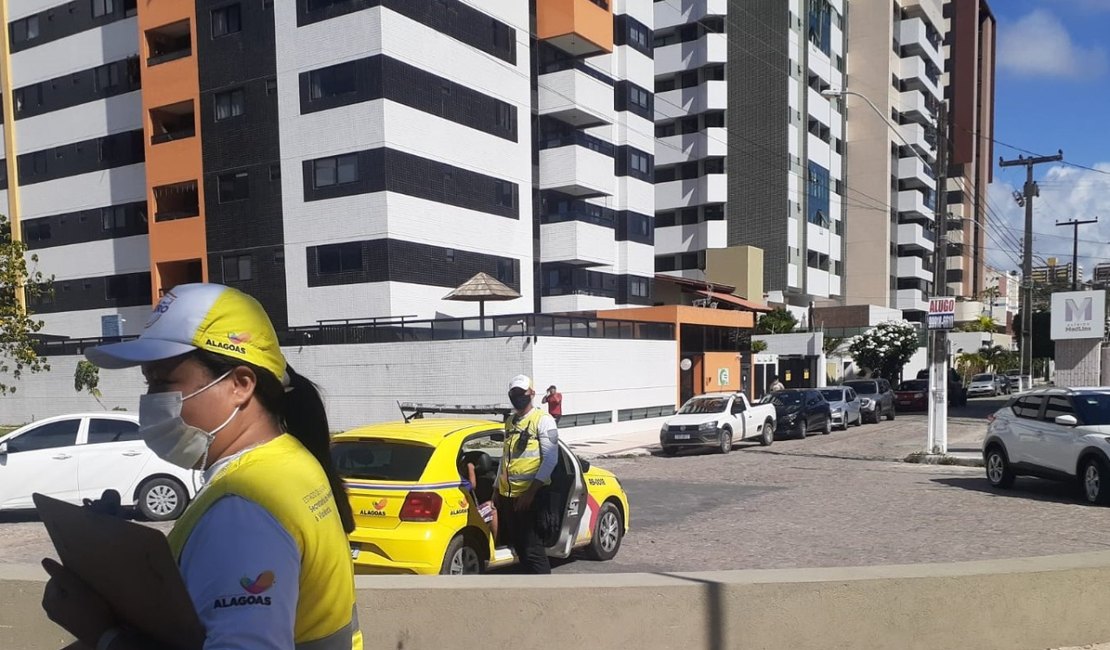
(193, 350), (355, 534)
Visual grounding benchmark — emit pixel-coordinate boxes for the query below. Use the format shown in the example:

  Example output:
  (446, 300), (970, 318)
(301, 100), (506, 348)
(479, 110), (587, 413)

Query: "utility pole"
(1056, 217), (1098, 291)
(999, 150), (1063, 390)
(926, 102), (950, 455)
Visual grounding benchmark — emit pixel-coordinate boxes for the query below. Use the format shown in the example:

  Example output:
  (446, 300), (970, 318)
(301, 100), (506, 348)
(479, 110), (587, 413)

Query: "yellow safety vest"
(498, 408), (548, 497)
(167, 434), (362, 650)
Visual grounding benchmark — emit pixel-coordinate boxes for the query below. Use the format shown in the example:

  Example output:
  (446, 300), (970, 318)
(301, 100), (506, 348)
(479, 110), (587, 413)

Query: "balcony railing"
(538, 57), (614, 86)
(538, 130), (615, 156)
(151, 128), (196, 145)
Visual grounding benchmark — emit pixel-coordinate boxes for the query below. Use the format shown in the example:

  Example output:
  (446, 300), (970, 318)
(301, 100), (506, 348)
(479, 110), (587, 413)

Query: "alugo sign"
(927, 297), (956, 330)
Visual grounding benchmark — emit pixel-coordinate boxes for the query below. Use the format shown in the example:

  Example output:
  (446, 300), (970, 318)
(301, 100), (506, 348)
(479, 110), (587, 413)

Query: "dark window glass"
(94, 63), (120, 91)
(317, 242), (362, 274)
(212, 4), (242, 37)
(1042, 396), (1074, 421)
(1012, 396), (1044, 419)
(214, 88), (245, 120)
(312, 153), (358, 188)
(217, 171), (249, 203)
(309, 62), (356, 100)
(8, 419), (80, 452)
(92, 0), (115, 18)
(496, 259), (515, 284)
(87, 418), (140, 444)
(332, 441), (435, 482)
(222, 254), (252, 282)
(495, 180), (516, 208)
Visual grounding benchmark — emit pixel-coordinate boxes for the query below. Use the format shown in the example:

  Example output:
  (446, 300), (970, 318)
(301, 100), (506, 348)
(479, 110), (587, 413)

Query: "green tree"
(0, 214), (52, 394)
(751, 340), (768, 353)
(848, 321), (920, 384)
(823, 335), (845, 355)
(74, 360), (105, 409)
(755, 308), (797, 334)
(958, 314), (997, 333)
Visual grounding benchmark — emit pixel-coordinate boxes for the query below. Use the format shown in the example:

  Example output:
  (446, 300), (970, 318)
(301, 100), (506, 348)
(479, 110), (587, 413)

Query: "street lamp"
(822, 87), (952, 455)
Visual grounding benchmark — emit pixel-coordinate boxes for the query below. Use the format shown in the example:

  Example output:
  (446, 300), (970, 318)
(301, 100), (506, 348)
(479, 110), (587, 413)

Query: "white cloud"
(997, 10), (1108, 79)
(985, 163), (1110, 279)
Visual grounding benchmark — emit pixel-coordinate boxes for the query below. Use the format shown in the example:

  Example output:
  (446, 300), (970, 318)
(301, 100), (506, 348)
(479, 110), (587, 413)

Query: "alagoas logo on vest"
(214, 571), (275, 609)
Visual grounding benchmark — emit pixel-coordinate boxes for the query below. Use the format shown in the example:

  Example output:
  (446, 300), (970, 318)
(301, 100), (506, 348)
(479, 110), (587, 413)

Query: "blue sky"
(986, 0), (1110, 277)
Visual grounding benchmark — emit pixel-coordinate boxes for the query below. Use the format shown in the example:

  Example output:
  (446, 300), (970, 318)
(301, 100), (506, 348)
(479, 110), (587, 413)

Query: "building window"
(214, 88), (245, 120)
(496, 259), (515, 284)
(265, 77), (277, 95)
(317, 242), (362, 274)
(494, 180), (516, 208)
(94, 63), (121, 91)
(630, 277), (649, 298)
(92, 0), (115, 18)
(12, 15), (40, 44)
(211, 4), (242, 38)
(312, 154), (358, 188)
(269, 164), (281, 181)
(308, 62), (356, 100)
(217, 171), (250, 203)
(102, 206), (127, 230)
(630, 151), (650, 175)
(628, 84), (650, 111)
(222, 254), (252, 282)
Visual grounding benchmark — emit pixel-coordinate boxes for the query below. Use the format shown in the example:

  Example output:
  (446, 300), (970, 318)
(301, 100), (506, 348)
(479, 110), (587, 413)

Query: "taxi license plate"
(674, 433), (691, 440)
(350, 546), (360, 560)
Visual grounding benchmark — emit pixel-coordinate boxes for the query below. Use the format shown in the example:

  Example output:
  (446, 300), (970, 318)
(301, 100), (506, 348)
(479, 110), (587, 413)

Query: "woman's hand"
(41, 558), (116, 647)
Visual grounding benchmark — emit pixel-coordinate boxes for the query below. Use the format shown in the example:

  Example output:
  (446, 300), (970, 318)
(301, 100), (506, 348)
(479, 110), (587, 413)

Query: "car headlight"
(833, 407), (843, 415)
(699, 421), (719, 430)
(860, 398), (872, 407)
(915, 392), (925, 399)
(660, 425), (669, 435)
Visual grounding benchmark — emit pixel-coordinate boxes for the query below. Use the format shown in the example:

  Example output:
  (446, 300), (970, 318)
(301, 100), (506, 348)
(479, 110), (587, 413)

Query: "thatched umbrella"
(443, 272), (521, 330)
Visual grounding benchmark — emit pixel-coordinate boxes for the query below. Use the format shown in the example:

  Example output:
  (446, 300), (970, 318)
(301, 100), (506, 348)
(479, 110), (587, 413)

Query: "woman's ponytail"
(283, 365), (355, 533)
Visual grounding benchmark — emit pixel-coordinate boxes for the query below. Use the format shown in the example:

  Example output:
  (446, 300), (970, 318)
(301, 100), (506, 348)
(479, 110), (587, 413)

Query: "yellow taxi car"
(330, 404), (630, 575)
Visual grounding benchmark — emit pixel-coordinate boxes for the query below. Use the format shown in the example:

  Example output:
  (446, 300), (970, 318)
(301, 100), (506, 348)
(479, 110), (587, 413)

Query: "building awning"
(696, 289), (772, 313)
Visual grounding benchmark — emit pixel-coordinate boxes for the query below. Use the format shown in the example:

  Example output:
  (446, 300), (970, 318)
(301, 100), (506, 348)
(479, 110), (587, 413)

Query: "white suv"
(983, 388), (1110, 504)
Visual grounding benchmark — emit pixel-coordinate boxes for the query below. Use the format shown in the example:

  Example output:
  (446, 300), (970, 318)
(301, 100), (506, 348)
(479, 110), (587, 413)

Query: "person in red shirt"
(542, 385), (563, 424)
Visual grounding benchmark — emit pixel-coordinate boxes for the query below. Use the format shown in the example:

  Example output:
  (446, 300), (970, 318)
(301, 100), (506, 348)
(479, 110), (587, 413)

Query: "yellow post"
(0, 0), (25, 311)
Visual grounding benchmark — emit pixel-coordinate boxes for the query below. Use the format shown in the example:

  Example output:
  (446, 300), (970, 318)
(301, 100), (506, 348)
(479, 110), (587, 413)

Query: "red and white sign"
(927, 297), (955, 330)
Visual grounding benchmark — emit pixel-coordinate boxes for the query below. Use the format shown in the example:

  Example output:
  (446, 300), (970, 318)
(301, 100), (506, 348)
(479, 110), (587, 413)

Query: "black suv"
(843, 379), (896, 423)
(763, 389), (832, 439)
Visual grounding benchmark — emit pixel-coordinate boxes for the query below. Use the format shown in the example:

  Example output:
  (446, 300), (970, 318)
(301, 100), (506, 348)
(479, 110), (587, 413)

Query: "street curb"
(903, 452), (984, 467)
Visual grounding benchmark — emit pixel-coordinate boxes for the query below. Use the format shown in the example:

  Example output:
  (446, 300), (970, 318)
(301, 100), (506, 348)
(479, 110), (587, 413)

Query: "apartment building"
(3, 0), (656, 338)
(652, 0), (846, 309)
(942, 0), (995, 298)
(1092, 262), (1110, 288)
(1031, 261), (1081, 288)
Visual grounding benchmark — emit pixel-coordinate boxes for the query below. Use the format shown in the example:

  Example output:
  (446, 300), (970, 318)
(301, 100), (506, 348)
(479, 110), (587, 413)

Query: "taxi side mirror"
(0, 442), (7, 455)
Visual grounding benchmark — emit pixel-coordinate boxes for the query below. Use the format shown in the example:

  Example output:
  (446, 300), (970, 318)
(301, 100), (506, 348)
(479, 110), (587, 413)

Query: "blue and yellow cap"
(85, 283), (288, 384)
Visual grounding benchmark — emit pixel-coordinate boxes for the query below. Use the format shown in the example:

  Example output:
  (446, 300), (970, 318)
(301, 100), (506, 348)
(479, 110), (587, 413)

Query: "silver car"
(820, 387), (862, 430)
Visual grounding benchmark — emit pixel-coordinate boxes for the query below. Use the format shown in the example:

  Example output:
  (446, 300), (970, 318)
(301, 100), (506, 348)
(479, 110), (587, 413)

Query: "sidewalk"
(562, 426), (659, 458)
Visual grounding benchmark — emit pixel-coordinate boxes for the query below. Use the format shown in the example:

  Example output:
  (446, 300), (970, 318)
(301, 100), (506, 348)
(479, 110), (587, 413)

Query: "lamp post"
(822, 87), (950, 454)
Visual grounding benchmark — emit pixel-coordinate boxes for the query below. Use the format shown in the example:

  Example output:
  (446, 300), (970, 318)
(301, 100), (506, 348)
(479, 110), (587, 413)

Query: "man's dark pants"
(497, 491), (551, 575)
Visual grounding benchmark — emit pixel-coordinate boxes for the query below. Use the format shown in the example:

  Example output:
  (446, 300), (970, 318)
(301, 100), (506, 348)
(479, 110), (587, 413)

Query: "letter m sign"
(1066, 298), (1093, 322)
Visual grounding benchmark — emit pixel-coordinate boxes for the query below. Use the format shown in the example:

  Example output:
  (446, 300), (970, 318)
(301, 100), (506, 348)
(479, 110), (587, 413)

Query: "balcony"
(654, 220), (727, 255)
(656, 80), (727, 120)
(156, 259), (204, 292)
(897, 288), (929, 313)
(655, 33), (727, 77)
(655, 0), (726, 30)
(897, 190), (934, 221)
(900, 57), (942, 100)
(537, 0), (613, 56)
(153, 180), (199, 222)
(145, 20), (192, 67)
(538, 67), (615, 128)
(898, 157), (935, 191)
(655, 127), (727, 166)
(898, 17), (943, 68)
(540, 220), (616, 266)
(539, 145), (615, 197)
(655, 173), (727, 211)
(898, 222), (935, 251)
(897, 255), (934, 282)
(149, 100), (196, 145)
(898, 122), (936, 163)
(898, 90), (934, 127)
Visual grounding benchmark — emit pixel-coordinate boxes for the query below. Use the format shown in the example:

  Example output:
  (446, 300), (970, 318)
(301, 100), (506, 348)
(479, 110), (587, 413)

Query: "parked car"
(994, 374), (1012, 395)
(0, 413), (198, 521)
(982, 388), (1110, 504)
(1005, 369), (1023, 392)
(660, 392), (777, 455)
(819, 387), (862, 429)
(763, 389), (831, 439)
(334, 404), (631, 574)
(916, 368), (968, 406)
(895, 379), (929, 411)
(843, 379), (895, 423)
(967, 373), (999, 398)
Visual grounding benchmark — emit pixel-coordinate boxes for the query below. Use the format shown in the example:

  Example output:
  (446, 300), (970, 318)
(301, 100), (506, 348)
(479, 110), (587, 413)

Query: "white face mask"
(138, 371), (240, 470)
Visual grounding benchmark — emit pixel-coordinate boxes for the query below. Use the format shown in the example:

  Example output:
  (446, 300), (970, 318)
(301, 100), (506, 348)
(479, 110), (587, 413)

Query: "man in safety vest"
(497, 375), (560, 574)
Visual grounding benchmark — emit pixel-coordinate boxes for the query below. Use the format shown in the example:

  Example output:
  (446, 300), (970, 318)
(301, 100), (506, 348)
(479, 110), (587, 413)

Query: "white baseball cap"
(508, 375), (533, 392)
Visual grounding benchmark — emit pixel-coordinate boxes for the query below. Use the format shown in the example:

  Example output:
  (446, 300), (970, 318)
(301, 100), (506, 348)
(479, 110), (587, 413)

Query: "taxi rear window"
(332, 440), (435, 482)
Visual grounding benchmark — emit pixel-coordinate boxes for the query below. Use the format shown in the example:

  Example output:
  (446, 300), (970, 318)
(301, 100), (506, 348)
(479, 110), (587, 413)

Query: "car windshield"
(331, 440), (435, 482)
(973, 374), (994, 382)
(769, 392), (804, 407)
(1072, 394), (1110, 425)
(678, 397), (728, 414)
(899, 381), (927, 391)
(819, 389), (844, 402)
(844, 381), (878, 395)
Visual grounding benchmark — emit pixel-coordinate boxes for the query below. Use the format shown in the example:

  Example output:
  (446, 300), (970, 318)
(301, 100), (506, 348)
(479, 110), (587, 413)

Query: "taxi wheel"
(585, 502), (623, 561)
(440, 534), (483, 575)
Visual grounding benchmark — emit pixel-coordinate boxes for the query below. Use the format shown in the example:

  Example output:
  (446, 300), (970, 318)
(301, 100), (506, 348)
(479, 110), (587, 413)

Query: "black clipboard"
(34, 493), (206, 650)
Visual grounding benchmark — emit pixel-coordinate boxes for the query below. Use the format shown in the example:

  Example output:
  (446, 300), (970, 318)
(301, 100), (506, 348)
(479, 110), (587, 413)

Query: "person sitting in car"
(459, 453), (498, 542)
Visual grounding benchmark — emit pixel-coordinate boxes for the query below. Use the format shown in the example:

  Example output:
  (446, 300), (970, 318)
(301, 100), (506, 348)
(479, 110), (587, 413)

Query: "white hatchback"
(983, 388), (1110, 504)
(0, 413), (199, 520)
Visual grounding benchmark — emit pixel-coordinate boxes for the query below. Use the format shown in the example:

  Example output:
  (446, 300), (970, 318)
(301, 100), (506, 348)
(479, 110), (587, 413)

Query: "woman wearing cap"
(40, 283), (362, 650)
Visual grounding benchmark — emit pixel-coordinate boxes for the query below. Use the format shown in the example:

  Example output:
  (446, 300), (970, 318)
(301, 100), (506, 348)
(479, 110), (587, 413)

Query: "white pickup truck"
(659, 392), (778, 455)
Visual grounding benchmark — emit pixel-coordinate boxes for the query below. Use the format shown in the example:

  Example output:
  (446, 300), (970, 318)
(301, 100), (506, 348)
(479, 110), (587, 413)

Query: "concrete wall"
(10, 551), (1110, 649)
(706, 245), (764, 301)
(0, 337), (677, 431)
(1054, 339), (1102, 388)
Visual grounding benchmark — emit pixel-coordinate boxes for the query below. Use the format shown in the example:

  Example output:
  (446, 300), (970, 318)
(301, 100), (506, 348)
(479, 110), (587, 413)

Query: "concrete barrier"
(5, 551), (1110, 649)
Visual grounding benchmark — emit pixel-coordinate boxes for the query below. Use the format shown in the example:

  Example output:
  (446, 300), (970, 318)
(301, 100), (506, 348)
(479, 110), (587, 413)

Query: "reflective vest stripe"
(498, 409), (547, 497)
(295, 607), (360, 650)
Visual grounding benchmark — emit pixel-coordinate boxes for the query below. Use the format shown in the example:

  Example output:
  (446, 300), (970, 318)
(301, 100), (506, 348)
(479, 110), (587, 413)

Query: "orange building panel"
(537, 0), (613, 56)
